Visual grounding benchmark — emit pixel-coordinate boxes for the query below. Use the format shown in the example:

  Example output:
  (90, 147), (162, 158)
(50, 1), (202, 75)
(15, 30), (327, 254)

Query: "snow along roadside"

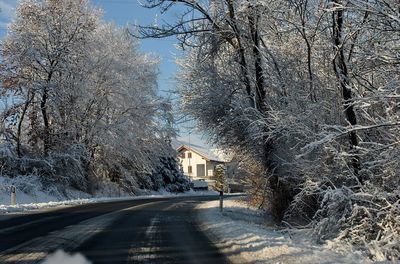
(0, 190), (220, 214)
(195, 197), (372, 264)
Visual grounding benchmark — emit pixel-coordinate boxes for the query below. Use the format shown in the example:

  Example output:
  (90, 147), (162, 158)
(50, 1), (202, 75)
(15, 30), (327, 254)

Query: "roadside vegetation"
(137, 0), (400, 260)
(0, 0), (189, 199)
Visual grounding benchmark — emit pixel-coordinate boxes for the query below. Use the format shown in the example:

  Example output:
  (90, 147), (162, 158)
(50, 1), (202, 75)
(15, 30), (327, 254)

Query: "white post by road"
(11, 186), (17, 206)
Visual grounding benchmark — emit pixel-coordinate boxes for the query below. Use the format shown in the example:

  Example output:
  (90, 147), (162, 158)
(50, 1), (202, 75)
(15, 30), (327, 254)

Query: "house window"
(188, 166), (192, 173)
(181, 152), (185, 159)
(188, 152), (192, 158)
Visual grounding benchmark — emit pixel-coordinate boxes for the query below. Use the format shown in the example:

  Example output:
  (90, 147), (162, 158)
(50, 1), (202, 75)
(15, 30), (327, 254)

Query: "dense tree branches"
(137, 0), (400, 259)
(0, 0), (189, 195)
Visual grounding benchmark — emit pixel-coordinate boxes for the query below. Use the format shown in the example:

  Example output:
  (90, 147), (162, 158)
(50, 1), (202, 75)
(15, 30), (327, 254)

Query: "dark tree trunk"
(248, 10), (266, 113)
(332, 1), (361, 181)
(226, 0), (255, 108)
(41, 71), (54, 156)
(17, 93), (32, 157)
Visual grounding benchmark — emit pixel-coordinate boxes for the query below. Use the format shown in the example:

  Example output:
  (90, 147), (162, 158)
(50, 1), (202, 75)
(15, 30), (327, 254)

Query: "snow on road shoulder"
(0, 189), (219, 214)
(196, 197), (371, 264)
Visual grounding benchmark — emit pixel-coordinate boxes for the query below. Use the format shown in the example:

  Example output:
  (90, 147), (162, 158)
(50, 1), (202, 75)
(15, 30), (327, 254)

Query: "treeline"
(0, 0), (188, 195)
(138, 0), (400, 260)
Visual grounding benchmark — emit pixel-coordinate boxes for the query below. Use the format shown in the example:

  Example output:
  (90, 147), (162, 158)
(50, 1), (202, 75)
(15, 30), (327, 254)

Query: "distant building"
(176, 145), (227, 180)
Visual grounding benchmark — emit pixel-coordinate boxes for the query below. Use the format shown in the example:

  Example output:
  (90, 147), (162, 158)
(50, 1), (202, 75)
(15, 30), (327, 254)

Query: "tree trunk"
(248, 10), (266, 112)
(17, 93), (32, 157)
(332, 1), (361, 181)
(41, 71), (54, 156)
(226, 0), (255, 108)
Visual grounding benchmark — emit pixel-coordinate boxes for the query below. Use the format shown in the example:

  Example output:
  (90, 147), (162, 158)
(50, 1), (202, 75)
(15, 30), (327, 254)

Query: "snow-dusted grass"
(196, 197), (372, 264)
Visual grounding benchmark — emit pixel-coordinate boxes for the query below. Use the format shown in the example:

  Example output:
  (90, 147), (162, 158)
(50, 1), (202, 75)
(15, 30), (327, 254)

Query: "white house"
(176, 145), (227, 180)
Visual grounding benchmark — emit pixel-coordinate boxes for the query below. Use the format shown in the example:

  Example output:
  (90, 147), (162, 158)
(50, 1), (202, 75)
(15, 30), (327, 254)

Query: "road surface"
(0, 196), (229, 264)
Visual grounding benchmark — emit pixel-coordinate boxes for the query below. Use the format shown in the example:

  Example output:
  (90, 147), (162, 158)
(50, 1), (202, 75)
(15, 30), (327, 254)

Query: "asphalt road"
(0, 196), (229, 264)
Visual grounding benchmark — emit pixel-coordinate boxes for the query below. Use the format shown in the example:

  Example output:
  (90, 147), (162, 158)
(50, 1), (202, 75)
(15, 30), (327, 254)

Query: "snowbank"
(0, 186), (219, 214)
(196, 197), (372, 264)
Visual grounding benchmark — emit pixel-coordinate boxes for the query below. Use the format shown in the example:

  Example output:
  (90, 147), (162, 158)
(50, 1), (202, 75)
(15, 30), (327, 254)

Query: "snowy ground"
(0, 190), (220, 214)
(0, 174), (219, 214)
(1, 178), (378, 264)
(196, 197), (373, 264)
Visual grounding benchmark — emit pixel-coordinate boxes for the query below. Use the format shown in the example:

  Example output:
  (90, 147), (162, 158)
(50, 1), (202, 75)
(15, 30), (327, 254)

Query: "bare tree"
(137, 0), (400, 259)
(0, 0), (188, 195)
(1, 0), (99, 156)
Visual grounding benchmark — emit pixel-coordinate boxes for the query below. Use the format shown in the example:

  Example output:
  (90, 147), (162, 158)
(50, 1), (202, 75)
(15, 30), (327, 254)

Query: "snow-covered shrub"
(281, 118), (400, 260)
(46, 153), (88, 191)
(152, 155), (190, 193)
(0, 174), (65, 203)
(0, 148), (88, 195)
(313, 185), (400, 261)
(0, 174), (44, 196)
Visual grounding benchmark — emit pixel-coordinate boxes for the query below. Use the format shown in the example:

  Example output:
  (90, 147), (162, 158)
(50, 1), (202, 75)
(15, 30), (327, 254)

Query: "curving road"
(0, 196), (229, 264)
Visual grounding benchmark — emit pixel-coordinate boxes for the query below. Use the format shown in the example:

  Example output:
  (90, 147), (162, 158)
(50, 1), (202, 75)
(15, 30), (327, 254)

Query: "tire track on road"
(0, 201), (162, 264)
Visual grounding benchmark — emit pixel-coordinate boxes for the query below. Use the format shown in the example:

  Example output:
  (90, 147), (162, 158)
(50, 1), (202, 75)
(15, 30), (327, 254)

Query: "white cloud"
(41, 250), (91, 264)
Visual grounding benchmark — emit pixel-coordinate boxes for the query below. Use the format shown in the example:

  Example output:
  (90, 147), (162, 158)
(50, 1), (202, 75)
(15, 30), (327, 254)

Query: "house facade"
(176, 145), (226, 180)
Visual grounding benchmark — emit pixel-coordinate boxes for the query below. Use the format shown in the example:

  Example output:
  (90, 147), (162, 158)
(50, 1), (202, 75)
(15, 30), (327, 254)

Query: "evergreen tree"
(214, 164), (227, 192)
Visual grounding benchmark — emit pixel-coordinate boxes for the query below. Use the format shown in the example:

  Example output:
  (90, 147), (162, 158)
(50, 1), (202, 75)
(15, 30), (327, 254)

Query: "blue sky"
(90, 0), (183, 97)
(0, 0), (209, 148)
(0, 0), (180, 94)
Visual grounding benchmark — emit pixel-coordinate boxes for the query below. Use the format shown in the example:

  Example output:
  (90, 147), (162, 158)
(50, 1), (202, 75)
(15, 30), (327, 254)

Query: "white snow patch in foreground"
(42, 250), (91, 264)
(196, 198), (372, 264)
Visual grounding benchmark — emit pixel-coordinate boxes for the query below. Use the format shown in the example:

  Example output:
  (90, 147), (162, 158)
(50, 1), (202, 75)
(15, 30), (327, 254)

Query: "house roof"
(176, 144), (228, 163)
